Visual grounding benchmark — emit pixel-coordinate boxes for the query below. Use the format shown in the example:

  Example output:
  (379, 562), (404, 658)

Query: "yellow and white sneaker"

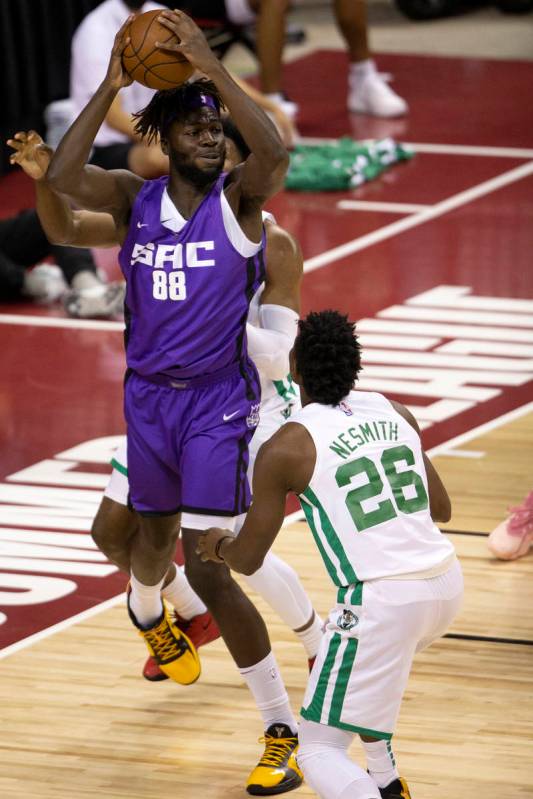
(128, 596), (201, 685)
(246, 723), (303, 796)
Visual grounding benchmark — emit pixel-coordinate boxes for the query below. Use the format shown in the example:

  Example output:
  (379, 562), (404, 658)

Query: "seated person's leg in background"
(89, 140), (169, 180)
(337, 0), (408, 118)
(0, 210), (65, 302)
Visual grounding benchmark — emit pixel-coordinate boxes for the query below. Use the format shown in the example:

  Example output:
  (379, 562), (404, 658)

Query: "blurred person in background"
(0, 206), (108, 310)
(71, 0), (295, 179)
(237, 0), (408, 119)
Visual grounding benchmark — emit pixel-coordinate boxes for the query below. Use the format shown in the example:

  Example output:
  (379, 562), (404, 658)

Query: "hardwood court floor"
(0, 414), (532, 799)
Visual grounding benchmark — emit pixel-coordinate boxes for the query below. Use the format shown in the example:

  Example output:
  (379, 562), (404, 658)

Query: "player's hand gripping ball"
(121, 9), (194, 90)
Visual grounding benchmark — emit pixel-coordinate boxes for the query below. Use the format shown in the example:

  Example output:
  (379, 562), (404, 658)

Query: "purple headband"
(183, 92), (219, 112)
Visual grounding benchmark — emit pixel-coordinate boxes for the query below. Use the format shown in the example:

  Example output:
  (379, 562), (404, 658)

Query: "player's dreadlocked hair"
(294, 310), (362, 405)
(132, 79), (225, 144)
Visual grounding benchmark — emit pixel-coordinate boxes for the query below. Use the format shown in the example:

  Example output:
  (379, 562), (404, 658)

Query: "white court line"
(3, 155), (532, 331)
(427, 401), (533, 458)
(337, 200), (430, 214)
(0, 313), (123, 331)
(2, 399), (532, 660)
(438, 449), (486, 459)
(304, 160), (533, 273)
(298, 136), (533, 160)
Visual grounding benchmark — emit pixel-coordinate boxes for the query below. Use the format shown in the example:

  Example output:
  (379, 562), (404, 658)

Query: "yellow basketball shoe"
(379, 777), (412, 798)
(246, 723), (303, 796)
(128, 596), (201, 685)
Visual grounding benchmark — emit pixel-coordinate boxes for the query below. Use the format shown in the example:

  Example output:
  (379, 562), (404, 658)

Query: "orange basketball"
(122, 10), (194, 91)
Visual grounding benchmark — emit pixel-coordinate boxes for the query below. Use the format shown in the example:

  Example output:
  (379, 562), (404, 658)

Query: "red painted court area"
(1, 51), (532, 653)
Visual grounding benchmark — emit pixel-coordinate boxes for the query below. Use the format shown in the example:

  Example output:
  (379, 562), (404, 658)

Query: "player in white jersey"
(198, 310), (464, 799)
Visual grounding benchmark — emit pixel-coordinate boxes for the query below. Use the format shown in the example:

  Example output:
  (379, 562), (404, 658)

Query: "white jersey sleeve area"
(246, 305), (299, 380)
(291, 391), (455, 585)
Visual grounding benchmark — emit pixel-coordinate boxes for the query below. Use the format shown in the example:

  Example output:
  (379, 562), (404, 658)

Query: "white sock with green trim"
(362, 739), (399, 789)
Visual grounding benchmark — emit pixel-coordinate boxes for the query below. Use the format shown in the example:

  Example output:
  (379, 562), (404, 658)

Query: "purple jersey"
(119, 174), (265, 378)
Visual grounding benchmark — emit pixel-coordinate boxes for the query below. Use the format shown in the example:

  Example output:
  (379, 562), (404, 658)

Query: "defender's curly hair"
(294, 310), (362, 405)
(132, 79), (225, 144)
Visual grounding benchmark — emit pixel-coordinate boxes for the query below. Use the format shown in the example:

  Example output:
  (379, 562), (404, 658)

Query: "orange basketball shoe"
(143, 610), (220, 681)
(487, 491), (533, 560)
(128, 596), (201, 685)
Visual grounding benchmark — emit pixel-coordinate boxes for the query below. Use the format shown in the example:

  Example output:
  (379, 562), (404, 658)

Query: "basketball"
(122, 10), (194, 91)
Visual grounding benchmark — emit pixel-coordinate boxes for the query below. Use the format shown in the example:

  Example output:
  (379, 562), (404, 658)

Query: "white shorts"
(301, 559), (464, 739)
(103, 438), (237, 531)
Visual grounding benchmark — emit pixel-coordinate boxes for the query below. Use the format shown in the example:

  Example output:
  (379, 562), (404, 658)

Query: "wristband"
(214, 535), (234, 562)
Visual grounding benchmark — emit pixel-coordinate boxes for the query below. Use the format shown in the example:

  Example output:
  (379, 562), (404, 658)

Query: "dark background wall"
(0, 0), (104, 174)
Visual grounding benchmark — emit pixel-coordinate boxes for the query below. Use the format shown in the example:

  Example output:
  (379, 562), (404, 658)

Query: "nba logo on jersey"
(338, 401), (353, 416)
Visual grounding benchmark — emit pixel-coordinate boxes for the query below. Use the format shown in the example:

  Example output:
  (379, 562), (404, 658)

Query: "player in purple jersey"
(47, 11), (302, 794)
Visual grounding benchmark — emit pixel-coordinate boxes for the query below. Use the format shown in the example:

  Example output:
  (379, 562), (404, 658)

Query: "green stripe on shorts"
(301, 632), (342, 722)
(328, 637), (358, 726)
(110, 457), (128, 477)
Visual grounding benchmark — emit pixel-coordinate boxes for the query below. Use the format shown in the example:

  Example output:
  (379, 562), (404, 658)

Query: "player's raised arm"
(7, 131), (119, 248)
(157, 11), (289, 206)
(47, 17), (143, 225)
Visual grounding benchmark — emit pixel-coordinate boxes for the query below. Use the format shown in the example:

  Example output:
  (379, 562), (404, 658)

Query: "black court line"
(441, 528), (488, 537)
(444, 632), (533, 647)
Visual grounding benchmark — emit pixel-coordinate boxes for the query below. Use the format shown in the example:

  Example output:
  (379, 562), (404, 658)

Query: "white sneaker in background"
(264, 92), (300, 121)
(63, 281), (125, 319)
(23, 263), (68, 304)
(348, 60), (408, 118)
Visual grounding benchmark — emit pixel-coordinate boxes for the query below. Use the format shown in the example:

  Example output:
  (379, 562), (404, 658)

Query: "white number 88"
(152, 270), (187, 301)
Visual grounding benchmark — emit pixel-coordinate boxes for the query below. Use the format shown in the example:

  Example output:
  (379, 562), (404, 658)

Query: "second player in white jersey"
(198, 310), (463, 799)
(294, 390), (455, 585)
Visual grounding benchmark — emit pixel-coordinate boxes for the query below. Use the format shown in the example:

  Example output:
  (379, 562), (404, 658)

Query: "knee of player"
(184, 558), (233, 601)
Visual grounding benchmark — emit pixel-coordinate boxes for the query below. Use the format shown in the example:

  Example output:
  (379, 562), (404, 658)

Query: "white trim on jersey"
(160, 189), (187, 233)
(220, 190), (262, 257)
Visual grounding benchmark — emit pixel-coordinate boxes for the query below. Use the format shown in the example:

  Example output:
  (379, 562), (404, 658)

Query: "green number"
(381, 445), (429, 514)
(335, 445), (429, 532)
(335, 457), (396, 532)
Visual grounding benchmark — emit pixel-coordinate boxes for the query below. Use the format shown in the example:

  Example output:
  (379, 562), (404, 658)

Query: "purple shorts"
(124, 361), (260, 516)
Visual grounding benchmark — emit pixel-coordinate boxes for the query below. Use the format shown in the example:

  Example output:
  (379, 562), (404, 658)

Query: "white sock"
(243, 552), (323, 656)
(239, 651), (297, 733)
(298, 720), (380, 799)
(129, 572), (164, 629)
(361, 739), (399, 789)
(295, 611), (324, 659)
(349, 58), (377, 82)
(162, 565), (207, 620)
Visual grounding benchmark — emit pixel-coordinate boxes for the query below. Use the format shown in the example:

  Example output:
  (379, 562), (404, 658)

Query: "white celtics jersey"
(292, 390), (455, 586)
